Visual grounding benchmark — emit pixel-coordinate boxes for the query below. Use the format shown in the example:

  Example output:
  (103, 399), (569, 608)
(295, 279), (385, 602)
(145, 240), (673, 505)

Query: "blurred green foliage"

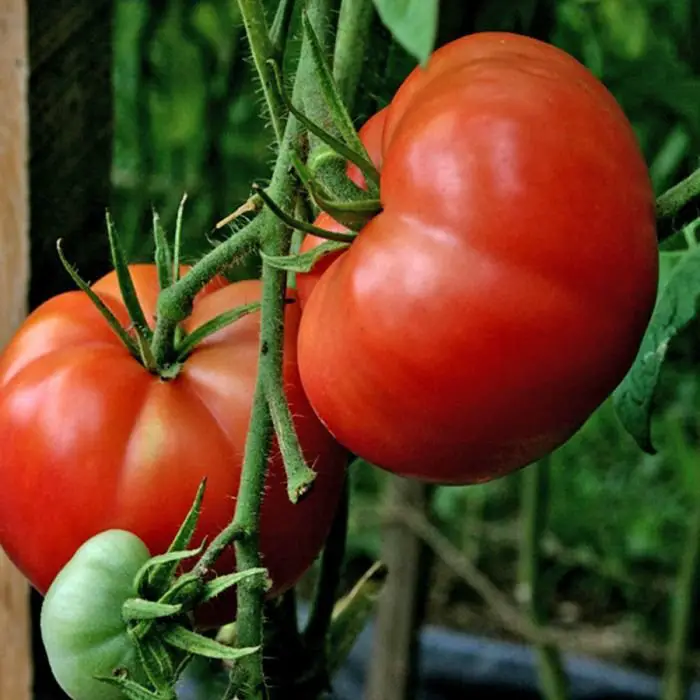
(112, 0), (700, 667)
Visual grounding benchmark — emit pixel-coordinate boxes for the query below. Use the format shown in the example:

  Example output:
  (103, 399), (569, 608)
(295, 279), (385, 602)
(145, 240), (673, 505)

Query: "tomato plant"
(0, 265), (347, 622)
(40, 530), (150, 700)
(297, 32), (659, 484)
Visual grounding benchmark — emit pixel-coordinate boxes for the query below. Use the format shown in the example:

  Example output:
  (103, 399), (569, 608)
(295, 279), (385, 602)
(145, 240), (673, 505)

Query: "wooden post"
(0, 0), (33, 697)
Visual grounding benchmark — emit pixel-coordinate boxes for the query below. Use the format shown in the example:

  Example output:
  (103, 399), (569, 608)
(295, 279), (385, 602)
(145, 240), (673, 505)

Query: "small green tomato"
(40, 529), (150, 700)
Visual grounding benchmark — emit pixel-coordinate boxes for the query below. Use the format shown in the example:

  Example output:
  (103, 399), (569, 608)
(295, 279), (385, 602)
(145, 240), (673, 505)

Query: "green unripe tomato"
(40, 530), (150, 700)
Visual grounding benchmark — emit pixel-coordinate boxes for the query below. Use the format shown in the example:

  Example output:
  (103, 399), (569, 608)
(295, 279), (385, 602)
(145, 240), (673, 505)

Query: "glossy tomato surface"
(298, 32), (658, 484)
(0, 266), (347, 620)
(296, 109), (387, 307)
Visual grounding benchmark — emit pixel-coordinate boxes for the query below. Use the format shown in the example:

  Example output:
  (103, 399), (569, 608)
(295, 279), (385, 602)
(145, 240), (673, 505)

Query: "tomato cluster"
(0, 31), (658, 635)
(297, 32), (658, 484)
(0, 267), (347, 620)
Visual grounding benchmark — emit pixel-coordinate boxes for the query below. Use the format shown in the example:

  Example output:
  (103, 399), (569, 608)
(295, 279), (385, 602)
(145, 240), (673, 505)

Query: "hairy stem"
(333, 0), (375, 111)
(657, 166), (700, 242)
(228, 1), (336, 695)
(237, 0), (285, 144)
(154, 222), (260, 353)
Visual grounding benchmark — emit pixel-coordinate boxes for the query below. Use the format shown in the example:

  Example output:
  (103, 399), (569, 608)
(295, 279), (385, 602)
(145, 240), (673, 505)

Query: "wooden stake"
(0, 0), (32, 697)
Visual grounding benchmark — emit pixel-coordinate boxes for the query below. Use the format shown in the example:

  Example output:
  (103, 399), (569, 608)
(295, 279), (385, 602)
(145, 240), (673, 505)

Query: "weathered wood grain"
(0, 0), (32, 697)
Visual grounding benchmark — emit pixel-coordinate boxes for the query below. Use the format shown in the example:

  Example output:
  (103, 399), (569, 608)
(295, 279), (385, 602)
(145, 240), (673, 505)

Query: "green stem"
(333, 0), (375, 112)
(304, 480), (349, 654)
(254, 185), (357, 242)
(657, 166), (700, 242)
(263, 369), (317, 503)
(269, 0), (295, 61)
(238, 0), (285, 145)
(661, 425), (700, 700)
(154, 223), (260, 362)
(518, 459), (570, 700)
(227, 1), (336, 694)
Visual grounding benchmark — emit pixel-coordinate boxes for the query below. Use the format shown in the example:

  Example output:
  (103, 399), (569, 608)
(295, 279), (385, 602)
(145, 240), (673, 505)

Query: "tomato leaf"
(327, 561), (388, 674)
(136, 544), (206, 598)
(268, 58), (380, 188)
(162, 626), (259, 661)
(133, 635), (177, 694)
(122, 598), (184, 622)
(152, 208), (174, 291)
(199, 567), (270, 603)
(262, 241), (349, 273)
(96, 674), (167, 700)
(174, 302), (261, 362)
(613, 245), (700, 452)
(301, 13), (363, 150)
(372, 0), (439, 66)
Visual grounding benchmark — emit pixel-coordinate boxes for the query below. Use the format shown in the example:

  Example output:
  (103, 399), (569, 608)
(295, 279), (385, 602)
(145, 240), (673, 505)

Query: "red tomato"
(296, 109), (387, 307)
(297, 32), (658, 484)
(0, 265), (347, 621)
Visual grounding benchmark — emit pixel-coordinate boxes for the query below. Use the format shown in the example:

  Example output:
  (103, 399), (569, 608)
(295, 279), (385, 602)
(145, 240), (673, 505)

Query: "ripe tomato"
(41, 530), (150, 700)
(296, 108), (387, 307)
(297, 32), (658, 484)
(0, 266), (347, 620)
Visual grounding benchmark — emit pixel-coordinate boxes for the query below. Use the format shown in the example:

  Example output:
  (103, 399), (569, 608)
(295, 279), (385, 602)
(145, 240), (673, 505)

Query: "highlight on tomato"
(297, 32), (659, 485)
(0, 265), (347, 624)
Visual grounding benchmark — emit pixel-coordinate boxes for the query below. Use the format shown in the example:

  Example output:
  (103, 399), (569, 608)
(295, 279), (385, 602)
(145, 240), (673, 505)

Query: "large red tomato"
(0, 265), (347, 620)
(296, 108), (387, 307)
(297, 32), (658, 484)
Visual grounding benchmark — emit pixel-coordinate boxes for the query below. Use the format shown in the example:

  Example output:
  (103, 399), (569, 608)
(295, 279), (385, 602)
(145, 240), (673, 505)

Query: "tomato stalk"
(269, 0), (295, 63)
(656, 165), (700, 243)
(332, 0), (375, 112)
(236, 0), (284, 145)
(219, 0), (343, 694)
(253, 184), (357, 241)
(152, 221), (261, 363)
(303, 480), (349, 669)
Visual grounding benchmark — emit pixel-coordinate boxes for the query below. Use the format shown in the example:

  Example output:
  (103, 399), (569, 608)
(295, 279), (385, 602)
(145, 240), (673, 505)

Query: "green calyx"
(58, 204), (261, 380)
(102, 482), (268, 700)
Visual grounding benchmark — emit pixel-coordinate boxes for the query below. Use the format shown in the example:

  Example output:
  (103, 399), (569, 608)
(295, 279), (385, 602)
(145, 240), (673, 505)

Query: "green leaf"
(133, 634), (176, 693)
(199, 568), (270, 603)
(267, 59), (380, 187)
(122, 598), (184, 622)
(56, 240), (139, 357)
(372, 0), (438, 66)
(96, 671), (172, 700)
(327, 561), (387, 673)
(105, 211), (153, 341)
(301, 13), (371, 164)
(152, 208), (173, 291)
(147, 480), (207, 594)
(261, 241), (349, 273)
(175, 302), (261, 362)
(135, 544), (205, 598)
(162, 626), (259, 661)
(613, 245), (700, 452)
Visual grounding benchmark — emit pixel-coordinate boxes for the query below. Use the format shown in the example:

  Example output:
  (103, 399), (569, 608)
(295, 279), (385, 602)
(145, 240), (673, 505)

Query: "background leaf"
(372, 0), (439, 65)
(613, 241), (700, 452)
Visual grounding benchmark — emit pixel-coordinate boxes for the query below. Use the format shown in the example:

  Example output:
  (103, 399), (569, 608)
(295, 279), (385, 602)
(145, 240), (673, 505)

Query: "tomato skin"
(0, 266), (347, 621)
(296, 109), (387, 307)
(40, 530), (149, 700)
(297, 33), (658, 484)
